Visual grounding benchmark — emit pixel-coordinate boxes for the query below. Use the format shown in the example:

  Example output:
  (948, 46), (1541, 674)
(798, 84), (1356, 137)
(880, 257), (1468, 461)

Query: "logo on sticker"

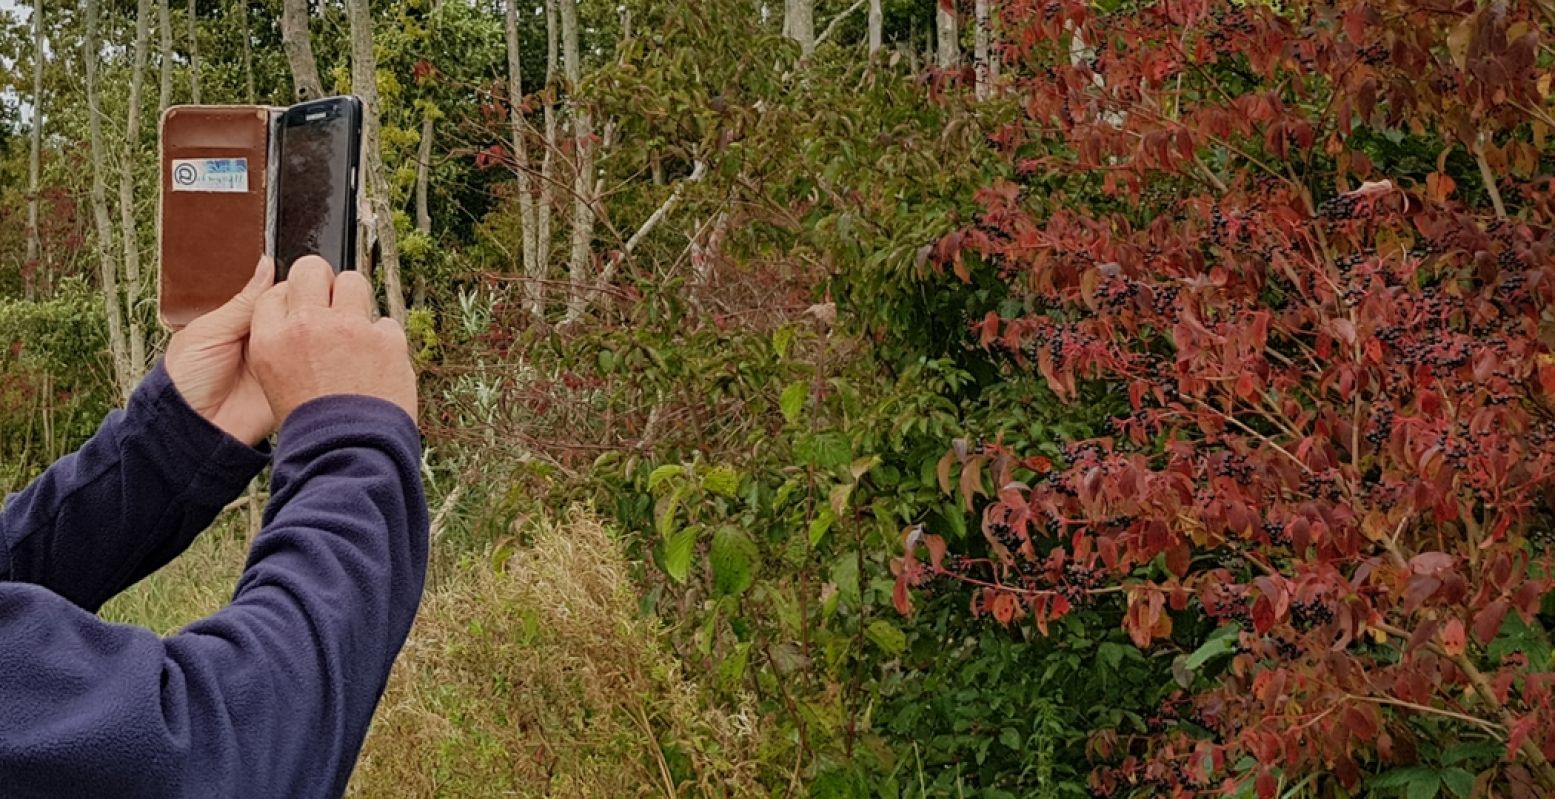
(170, 158), (249, 193)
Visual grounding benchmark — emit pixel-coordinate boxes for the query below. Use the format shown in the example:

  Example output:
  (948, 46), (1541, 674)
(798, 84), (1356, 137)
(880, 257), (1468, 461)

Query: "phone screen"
(275, 99), (359, 278)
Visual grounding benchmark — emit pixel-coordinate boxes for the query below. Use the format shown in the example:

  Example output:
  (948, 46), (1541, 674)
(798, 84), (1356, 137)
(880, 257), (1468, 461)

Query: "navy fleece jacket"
(0, 362), (428, 798)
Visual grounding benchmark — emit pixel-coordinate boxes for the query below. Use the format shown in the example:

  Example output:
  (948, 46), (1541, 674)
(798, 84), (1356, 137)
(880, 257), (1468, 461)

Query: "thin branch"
(814, 0), (867, 48)
(1473, 137), (1507, 219)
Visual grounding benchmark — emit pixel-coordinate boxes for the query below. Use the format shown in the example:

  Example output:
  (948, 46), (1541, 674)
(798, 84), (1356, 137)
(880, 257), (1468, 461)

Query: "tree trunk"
(159, 0), (174, 110)
(785, 0), (815, 56)
(185, 0), (201, 103)
(24, 0), (43, 299)
(868, 0), (882, 55)
(281, 0), (324, 101)
(559, 0), (594, 325)
(936, 0), (958, 70)
(347, 0), (407, 324)
(505, 0), (540, 318)
(536, 0), (558, 316)
(415, 113), (433, 235)
(974, 0), (989, 99)
(237, 0), (255, 103)
(85, 0), (134, 401)
(118, 0), (153, 377)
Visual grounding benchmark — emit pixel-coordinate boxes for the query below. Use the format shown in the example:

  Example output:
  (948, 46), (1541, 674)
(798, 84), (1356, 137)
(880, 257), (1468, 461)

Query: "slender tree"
(24, 0), (43, 299)
(159, 0), (174, 110)
(937, 0), (959, 70)
(281, 0), (324, 101)
(537, 0), (558, 306)
(118, 0), (154, 376)
(347, 0), (407, 323)
(505, 0), (541, 318)
(85, 0), (135, 400)
(236, 0), (255, 103)
(785, 0), (815, 56)
(414, 114), (433, 235)
(868, 0), (882, 55)
(186, 0), (202, 103)
(973, 0), (989, 99)
(559, 0), (594, 323)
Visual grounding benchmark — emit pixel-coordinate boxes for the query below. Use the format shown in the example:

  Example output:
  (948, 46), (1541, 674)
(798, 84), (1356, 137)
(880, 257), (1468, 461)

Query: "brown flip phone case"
(158, 106), (274, 329)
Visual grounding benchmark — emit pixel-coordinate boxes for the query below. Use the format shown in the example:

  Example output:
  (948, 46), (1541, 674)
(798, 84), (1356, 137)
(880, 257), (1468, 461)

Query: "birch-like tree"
(118, 0), (154, 376)
(85, 0), (136, 400)
(784, 0), (815, 56)
(24, 0), (43, 299)
(186, 0), (202, 102)
(347, 0), (408, 324)
(505, 0), (542, 319)
(974, 0), (990, 99)
(236, 0), (255, 103)
(281, 0), (324, 101)
(159, 0), (174, 109)
(937, 0), (959, 70)
(868, 0), (882, 55)
(559, 0), (594, 323)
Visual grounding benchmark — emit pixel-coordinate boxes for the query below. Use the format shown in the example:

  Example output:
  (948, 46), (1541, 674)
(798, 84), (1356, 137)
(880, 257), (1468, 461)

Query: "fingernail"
(247, 257), (274, 290)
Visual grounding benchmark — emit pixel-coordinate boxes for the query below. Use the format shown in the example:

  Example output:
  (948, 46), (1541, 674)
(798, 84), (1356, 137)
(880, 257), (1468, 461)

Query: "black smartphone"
(273, 95), (363, 279)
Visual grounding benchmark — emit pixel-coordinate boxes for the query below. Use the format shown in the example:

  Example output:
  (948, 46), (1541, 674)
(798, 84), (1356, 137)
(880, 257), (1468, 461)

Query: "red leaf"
(1256, 769), (1277, 799)
(1441, 618), (1467, 656)
(1473, 599), (1511, 645)
(1252, 594), (1276, 634)
(893, 575), (913, 616)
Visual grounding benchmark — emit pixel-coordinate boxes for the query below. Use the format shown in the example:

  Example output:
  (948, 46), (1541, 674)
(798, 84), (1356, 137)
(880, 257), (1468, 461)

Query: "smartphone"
(273, 95), (363, 279)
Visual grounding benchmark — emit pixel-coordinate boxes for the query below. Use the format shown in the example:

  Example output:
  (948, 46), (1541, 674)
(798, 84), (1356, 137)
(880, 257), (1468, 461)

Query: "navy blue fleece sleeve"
(0, 395), (428, 799)
(0, 361), (269, 610)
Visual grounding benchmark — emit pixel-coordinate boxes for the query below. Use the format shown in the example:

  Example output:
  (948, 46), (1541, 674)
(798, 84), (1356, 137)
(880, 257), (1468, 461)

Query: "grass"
(102, 504), (766, 798)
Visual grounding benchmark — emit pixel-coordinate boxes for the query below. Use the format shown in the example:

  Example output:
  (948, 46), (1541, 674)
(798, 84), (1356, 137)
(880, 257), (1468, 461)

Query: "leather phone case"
(158, 105), (278, 329)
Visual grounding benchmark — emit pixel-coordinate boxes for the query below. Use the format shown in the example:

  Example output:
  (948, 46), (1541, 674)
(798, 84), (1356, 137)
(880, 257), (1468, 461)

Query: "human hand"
(165, 257), (277, 446)
(248, 256), (418, 425)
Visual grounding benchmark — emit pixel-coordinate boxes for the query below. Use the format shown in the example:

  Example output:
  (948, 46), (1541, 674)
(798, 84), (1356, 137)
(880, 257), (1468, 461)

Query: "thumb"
(187, 257), (274, 339)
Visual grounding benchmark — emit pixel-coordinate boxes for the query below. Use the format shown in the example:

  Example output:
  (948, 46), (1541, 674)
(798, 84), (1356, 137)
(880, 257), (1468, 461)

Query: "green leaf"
(710, 526), (758, 596)
(1440, 768), (1473, 799)
(831, 555), (860, 606)
(780, 381), (807, 424)
(808, 509), (836, 547)
(829, 482), (854, 516)
(797, 432), (853, 469)
(1184, 624), (1242, 671)
(865, 619), (907, 655)
(998, 727), (1022, 750)
(656, 484), (687, 540)
(1406, 774), (1440, 799)
(772, 325), (795, 360)
(717, 642), (751, 690)
(648, 463), (684, 493)
(849, 455), (881, 481)
(701, 465), (739, 498)
(662, 526), (698, 584)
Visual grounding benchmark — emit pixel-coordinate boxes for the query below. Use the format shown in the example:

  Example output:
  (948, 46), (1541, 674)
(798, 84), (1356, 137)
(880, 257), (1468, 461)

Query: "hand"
(248, 256), (418, 425)
(165, 257), (277, 447)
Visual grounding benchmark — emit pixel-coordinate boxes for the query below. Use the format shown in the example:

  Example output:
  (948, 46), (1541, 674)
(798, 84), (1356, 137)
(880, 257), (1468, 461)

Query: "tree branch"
(815, 0), (867, 48)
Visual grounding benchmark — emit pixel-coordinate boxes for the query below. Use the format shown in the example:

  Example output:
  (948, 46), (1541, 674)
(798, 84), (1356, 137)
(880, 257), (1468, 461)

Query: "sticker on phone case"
(170, 158), (249, 193)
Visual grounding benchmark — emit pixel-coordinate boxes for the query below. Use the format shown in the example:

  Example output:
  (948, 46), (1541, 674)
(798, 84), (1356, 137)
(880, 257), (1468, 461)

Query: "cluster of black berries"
(1059, 562), (1102, 607)
(1317, 194), (1361, 221)
(1065, 441), (1107, 464)
(989, 520), (1023, 553)
(1300, 470), (1344, 502)
(1205, 9), (1255, 48)
(1401, 337), (1473, 370)
(1271, 635), (1302, 659)
(1204, 583), (1252, 626)
(1212, 453), (1255, 482)
(1096, 277), (1140, 312)
(1528, 527), (1555, 554)
(1264, 519), (1292, 546)
(1366, 405), (1395, 448)
(1290, 599), (1335, 630)
(1436, 430), (1471, 469)
(1356, 42), (1388, 65)
(1148, 284), (1182, 317)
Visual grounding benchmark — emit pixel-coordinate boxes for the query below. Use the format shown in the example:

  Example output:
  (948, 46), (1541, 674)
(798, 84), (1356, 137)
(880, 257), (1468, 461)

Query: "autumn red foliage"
(894, 0), (1555, 794)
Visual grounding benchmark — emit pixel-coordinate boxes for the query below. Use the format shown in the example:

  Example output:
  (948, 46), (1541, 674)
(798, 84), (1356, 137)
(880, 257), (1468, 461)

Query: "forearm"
(0, 361), (267, 610)
(0, 395), (427, 799)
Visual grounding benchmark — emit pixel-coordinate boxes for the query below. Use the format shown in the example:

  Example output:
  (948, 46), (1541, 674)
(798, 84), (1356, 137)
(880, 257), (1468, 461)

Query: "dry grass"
(104, 506), (769, 798)
(350, 507), (768, 798)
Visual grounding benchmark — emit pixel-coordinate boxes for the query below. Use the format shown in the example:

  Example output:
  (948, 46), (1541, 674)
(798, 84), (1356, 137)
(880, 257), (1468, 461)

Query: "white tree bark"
(159, 0), (174, 110)
(281, 0), (324, 101)
(868, 0), (882, 55)
(347, 0), (407, 324)
(937, 0), (959, 70)
(237, 0), (255, 103)
(85, 0), (134, 401)
(559, 0), (595, 324)
(505, 0), (541, 319)
(974, 0), (990, 99)
(118, 0), (153, 375)
(415, 114), (433, 234)
(24, 0), (42, 298)
(785, 0), (815, 56)
(537, 0), (558, 312)
(185, 0), (201, 103)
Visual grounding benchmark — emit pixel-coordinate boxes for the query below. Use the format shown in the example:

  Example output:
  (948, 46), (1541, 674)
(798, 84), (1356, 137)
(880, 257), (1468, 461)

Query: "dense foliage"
(3, 0), (1555, 796)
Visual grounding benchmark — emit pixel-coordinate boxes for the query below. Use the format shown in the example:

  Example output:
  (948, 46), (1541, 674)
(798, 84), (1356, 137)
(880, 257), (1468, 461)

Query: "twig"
(814, 0), (867, 48)
(1473, 137), (1507, 219)
(429, 484), (467, 543)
